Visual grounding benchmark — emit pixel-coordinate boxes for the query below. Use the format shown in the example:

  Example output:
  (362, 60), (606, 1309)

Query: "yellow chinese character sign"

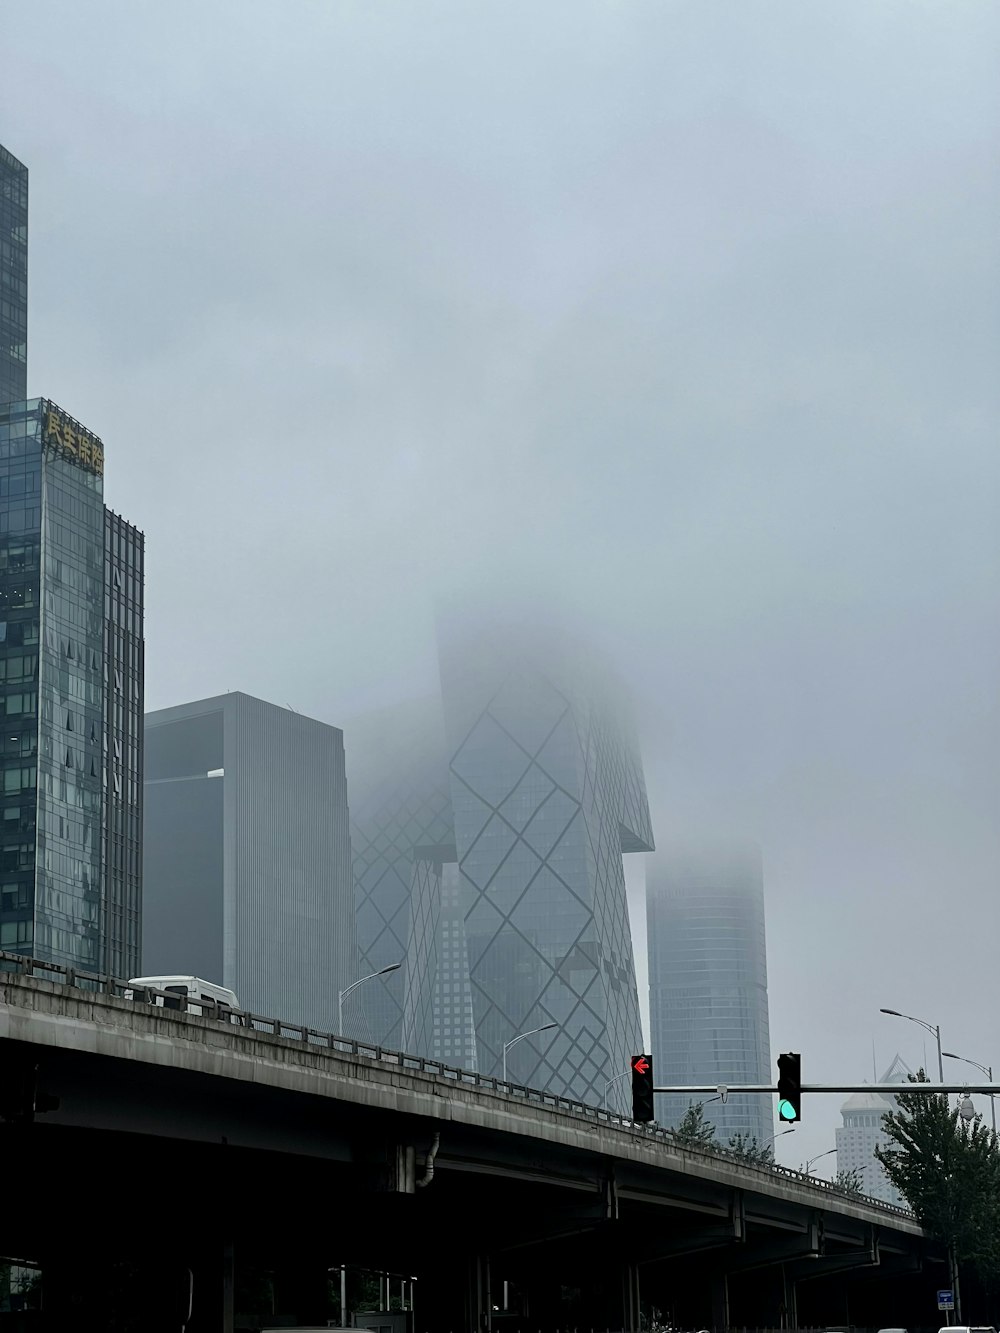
(42, 402), (105, 477)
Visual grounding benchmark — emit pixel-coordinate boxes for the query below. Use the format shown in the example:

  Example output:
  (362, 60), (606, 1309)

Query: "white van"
(125, 974), (240, 1018)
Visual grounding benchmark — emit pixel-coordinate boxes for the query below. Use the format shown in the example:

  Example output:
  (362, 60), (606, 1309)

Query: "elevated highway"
(0, 957), (941, 1332)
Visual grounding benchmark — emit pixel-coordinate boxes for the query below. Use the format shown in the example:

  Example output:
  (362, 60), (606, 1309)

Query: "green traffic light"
(778, 1098), (799, 1121)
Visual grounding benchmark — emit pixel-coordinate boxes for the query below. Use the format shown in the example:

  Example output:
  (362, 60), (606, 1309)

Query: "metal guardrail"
(0, 950), (914, 1220)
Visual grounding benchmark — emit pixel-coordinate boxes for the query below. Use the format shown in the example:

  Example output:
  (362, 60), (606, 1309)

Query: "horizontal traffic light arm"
(653, 1082), (1000, 1095)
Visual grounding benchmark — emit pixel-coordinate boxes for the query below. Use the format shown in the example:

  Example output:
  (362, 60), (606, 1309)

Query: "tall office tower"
(437, 613), (652, 1102)
(835, 1055), (908, 1205)
(348, 698), (454, 1047)
(0, 145), (28, 405)
(0, 398), (144, 972)
(647, 842), (772, 1145)
(143, 692), (355, 1030)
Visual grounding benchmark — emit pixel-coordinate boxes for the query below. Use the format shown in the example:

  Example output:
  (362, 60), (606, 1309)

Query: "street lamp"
(765, 1126), (797, 1147)
(943, 1051), (996, 1134)
(338, 962), (402, 1035)
(803, 1147), (837, 1175)
(603, 1070), (627, 1112)
(502, 1023), (557, 1082)
(880, 1007), (945, 1082)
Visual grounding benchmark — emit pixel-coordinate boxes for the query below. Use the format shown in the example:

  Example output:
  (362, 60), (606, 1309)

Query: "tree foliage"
(727, 1132), (774, 1164)
(834, 1167), (864, 1196)
(875, 1069), (1000, 1284)
(674, 1101), (717, 1145)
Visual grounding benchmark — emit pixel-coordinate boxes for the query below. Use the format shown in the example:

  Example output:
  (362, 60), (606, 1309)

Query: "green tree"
(727, 1132), (774, 1164)
(875, 1070), (1000, 1294)
(674, 1101), (717, 1146)
(834, 1167), (864, 1195)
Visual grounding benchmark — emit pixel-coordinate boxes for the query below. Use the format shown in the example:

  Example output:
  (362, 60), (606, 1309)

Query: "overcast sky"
(5, 0), (998, 1168)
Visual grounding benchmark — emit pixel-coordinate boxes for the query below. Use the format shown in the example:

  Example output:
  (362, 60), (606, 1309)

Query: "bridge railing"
(0, 950), (913, 1219)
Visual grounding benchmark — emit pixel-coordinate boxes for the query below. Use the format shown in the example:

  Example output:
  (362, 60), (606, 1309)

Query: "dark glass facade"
(102, 511), (144, 977)
(0, 398), (144, 973)
(143, 693), (355, 1031)
(0, 146), (28, 406)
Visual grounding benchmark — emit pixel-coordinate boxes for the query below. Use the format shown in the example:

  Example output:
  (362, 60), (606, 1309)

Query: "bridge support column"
(781, 1264), (798, 1331)
(622, 1259), (641, 1333)
(466, 1253), (492, 1333)
(711, 1270), (729, 1333)
(223, 1240), (235, 1333)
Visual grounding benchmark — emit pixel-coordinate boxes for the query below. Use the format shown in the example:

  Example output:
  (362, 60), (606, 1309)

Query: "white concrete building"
(835, 1055), (911, 1205)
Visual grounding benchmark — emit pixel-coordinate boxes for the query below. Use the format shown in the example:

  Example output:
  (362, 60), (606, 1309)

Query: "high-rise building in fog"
(835, 1055), (908, 1205)
(0, 398), (144, 974)
(647, 842), (772, 1145)
(142, 692), (355, 1030)
(349, 697), (454, 1047)
(350, 612), (653, 1107)
(0, 145), (28, 406)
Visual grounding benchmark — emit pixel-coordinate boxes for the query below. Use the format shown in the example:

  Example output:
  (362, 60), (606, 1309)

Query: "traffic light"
(777, 1052), (801, 1123)
(631, 1054), (654, 1123)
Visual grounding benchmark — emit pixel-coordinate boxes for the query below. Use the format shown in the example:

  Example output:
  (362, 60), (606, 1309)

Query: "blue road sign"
(937, 1290), (954, 1311)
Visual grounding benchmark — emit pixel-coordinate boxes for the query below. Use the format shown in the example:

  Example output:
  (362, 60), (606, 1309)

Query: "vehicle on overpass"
(125, 974), (240, 1017)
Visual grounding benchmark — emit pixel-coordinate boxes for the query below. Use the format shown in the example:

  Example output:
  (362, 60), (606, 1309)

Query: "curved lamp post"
(943, 1051), (996, 1134)
(879, 1007), (944, 1082)
(502, 1022), (557, 1082)
(338, 962), (402, 1035)
(804, 1147), (837, 1175)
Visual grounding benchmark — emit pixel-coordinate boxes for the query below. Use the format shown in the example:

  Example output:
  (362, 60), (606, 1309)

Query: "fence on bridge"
(0, 949), (912, 1221)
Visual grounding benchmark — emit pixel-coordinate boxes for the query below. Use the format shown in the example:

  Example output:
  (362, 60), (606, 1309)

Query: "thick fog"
(6, 1), (999, 1166)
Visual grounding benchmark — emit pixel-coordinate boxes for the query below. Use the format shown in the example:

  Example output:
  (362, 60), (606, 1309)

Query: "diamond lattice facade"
(351, 618), (653, 1105)
(439, 619), (652, 1102)
(348, 698), (454, 1047)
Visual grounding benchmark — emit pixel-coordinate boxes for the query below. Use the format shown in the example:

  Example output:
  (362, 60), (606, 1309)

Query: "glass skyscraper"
(348, 697), (455, 1047)
(0, 145), (28, 406)
(0, 398), (144, 973)
(351, 614), (654, 1106)
(647, 841), (773, 1146)
(438, 615), (652, 1104)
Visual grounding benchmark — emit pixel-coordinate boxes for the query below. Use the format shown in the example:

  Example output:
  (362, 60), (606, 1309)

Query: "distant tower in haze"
(647, 841), (772, 1145)
(348, 606), (654, 1106)
(437, 610), (652, 1103)
(348, 697), (455, 1048)
(835, 1054), (909, 1205)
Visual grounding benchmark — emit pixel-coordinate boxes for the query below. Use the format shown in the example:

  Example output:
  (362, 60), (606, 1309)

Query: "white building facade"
(834, 1055), (910, 1205)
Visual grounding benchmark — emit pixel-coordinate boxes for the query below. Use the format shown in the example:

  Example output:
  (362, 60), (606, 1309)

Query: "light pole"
(603, 1070), (627, 1111)
(943, 1051), (996, 1134)
(502, 1022), (557, 1082)
(803, 1147), (837, 1175)
(338, 962), (402, 1035)
(880, 1007), (945, 1082)
(765, 1126), (797, 1148)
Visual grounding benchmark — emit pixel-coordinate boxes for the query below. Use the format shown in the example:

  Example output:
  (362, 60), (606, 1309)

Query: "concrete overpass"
(0, 956), (942, 1332)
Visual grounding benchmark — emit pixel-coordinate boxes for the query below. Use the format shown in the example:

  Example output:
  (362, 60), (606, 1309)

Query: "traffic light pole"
(652, 1083), (1000, 1095)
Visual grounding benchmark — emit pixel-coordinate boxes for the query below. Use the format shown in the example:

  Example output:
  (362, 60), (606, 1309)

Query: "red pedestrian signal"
(631, 1053), (655, 1123)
